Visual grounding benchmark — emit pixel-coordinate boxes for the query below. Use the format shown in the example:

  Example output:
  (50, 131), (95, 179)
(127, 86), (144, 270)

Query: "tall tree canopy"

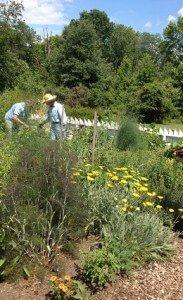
(80, 9), (114, 55)
(0, 0), (38, 91)
(107, 24), (139, 68)
(50, 19), (105, 87)
(161, 17), (183, 65)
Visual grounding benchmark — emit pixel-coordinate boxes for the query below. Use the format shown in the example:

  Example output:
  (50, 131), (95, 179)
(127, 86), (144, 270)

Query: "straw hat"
(42, 93), (57, 104)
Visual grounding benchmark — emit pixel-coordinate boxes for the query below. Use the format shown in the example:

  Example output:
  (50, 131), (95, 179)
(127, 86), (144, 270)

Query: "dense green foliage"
(0, 1), (183, 123)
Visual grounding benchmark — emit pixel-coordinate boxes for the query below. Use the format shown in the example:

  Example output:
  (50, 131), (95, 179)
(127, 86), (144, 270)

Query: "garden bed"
(0, 237), (182, 300)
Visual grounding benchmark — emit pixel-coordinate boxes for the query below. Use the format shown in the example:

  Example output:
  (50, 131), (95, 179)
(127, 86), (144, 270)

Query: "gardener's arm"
(12, 114), (29, 128)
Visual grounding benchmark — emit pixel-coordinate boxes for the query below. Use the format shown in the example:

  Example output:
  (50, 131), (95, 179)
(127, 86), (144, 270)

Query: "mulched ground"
(0, 238), (183, 300)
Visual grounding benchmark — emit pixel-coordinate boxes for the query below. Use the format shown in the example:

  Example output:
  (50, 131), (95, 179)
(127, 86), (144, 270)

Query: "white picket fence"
(67, 117), (183, 143)
(30, 114), (183, 143)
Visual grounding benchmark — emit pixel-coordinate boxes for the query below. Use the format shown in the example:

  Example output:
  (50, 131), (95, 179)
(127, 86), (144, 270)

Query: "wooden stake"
(91, 111), (97, 165)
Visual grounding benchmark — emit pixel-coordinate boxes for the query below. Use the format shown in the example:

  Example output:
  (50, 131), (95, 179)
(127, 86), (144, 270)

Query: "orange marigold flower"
(58, 283), (69, 293)
(50, 275), (58, 282)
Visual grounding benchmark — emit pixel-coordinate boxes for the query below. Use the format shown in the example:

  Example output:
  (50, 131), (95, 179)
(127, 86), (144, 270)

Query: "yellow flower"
(157, 196), (163, 200)
(169, 208), (174, 213)
(50, 275), (58, 282)
(120, 179), (128, 184)
(144, 183), (148, 187)
(147, 192), (156, 197)
(106, 172), (113, 177)
(133, 192), (140, 198)
(120, 167), (128, 171)
(140, 177), (148, 181)
(107, 182), (114, 188)
(156, 205), (163, 209)
(139, 186), (148, 192)
(92, 170), (100, 176)
(134, 182), (141, 187)
(123, 175), (133, 179)
(145, 201), (154, 207)
(64, 275), (71, 282)
(111, 175), (119, 181)
(122, 198), (128, 203)
(99, 166), (103, 169)
(58, 283), (68, 293)
(143, 201), (153, 207)
(87, 176), (95, 181)
(84, 163), (91, 167)
(178, 208), (183, 212)
(121, 206), (127, 212)
(73, 172), (80, 176)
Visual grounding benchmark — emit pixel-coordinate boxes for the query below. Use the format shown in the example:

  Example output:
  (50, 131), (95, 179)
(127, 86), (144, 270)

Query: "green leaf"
(0, 259), (6, 267)
(23, 266), (30, 278)
(12, 256), (20, 265)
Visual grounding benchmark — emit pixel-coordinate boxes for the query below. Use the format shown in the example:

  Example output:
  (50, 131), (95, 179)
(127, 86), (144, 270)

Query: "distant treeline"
(0, 1), (183, 123)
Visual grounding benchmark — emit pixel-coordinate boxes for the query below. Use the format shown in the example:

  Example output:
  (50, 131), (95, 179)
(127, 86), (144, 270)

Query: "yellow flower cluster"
(71, 163), (183, 215)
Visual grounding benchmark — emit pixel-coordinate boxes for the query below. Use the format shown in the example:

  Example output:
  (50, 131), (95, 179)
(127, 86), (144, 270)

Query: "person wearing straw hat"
(5, 99), (34, 137)
(39, 93), (67, 140)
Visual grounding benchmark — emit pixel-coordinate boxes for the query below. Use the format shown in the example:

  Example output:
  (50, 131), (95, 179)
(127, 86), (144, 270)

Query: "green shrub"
(103, 212), (175, 264)
(83, 246), (120, 286)
(116, 117), (148, 151)
(82, 211), (175, 287)
(15, 70), (50, 96)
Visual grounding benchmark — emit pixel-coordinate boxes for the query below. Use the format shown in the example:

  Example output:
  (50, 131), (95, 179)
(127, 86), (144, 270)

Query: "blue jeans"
(51, 123), (62, 140)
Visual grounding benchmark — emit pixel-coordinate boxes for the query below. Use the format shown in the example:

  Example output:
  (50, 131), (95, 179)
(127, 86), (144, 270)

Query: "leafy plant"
(82, 246), (120, 286)
(116, 117), (148, 151)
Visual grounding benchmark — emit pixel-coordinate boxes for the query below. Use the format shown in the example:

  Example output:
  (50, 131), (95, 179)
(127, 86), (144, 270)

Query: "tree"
(171, 64), (183, 114)
(0, 51), (29, 91)
(0, 0), (39, 91)
(138, 32), (162, 62)
(80, 9), (114, 56)
(107, 24), (139, 68)
(50, 19), (105, 87)
(136, 55), (158, 85)
(0, 0), (23, 25)
(132, 81), (176, 123)
(161, 17), (183, 65)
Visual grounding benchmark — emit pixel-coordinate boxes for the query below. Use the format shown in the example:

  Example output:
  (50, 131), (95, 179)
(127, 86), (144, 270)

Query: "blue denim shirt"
(5, 102), (26, 121)
(44, 102), (67, 124)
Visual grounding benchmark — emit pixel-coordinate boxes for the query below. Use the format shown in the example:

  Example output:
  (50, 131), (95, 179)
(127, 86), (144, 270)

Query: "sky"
(12, 0), (183, 36)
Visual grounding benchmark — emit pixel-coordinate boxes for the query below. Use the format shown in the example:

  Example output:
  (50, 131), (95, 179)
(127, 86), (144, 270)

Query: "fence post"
(91, 111), (97, 165)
